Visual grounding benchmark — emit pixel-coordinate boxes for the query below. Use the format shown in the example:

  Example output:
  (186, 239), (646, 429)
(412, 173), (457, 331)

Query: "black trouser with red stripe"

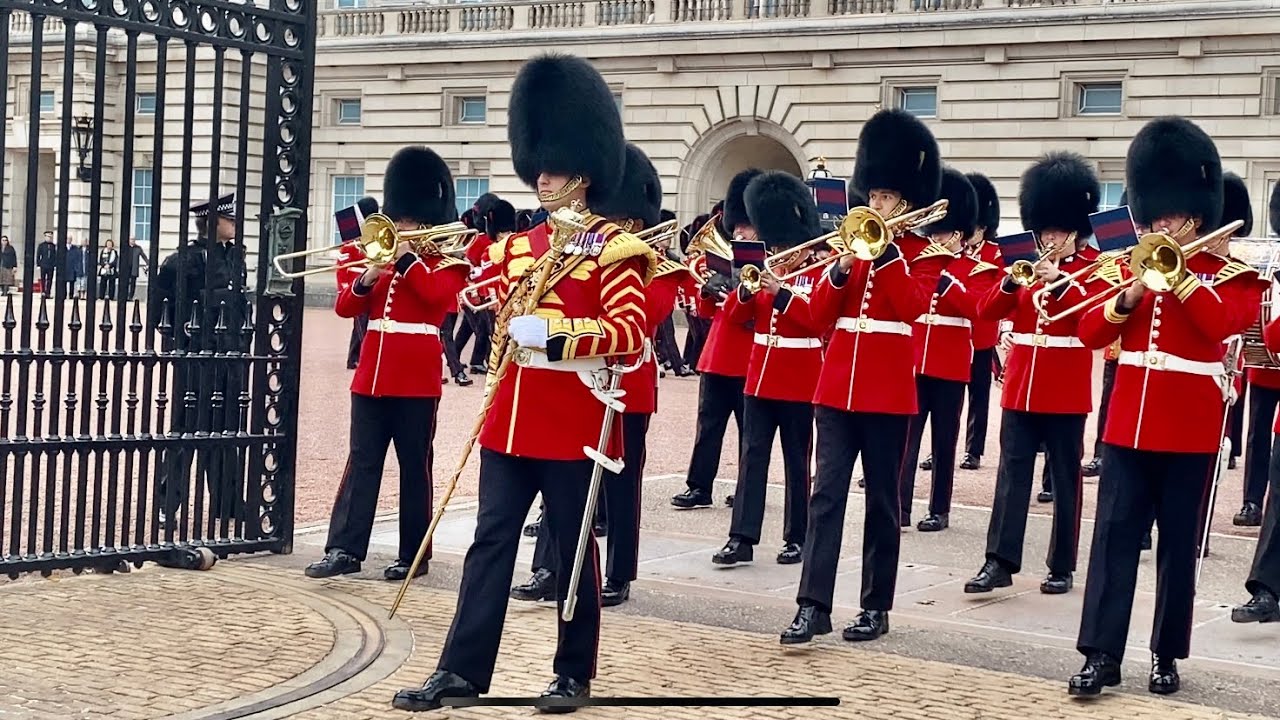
(964, 347), (996, 459)
(984, 410), (1086, 575)
(1078, 445), (1214, 661)
(900, 374), (967, 520)
(683, 372), (745, 494)
(1247, 435), (1280, 597)
(728, 396), (811, 546)
(1244, 385), (1280, 505)
(532, 413), (651, 584)
(440, 450), (600, 691)
(683, 313), (711, 369)
(325, 394), (437, 563)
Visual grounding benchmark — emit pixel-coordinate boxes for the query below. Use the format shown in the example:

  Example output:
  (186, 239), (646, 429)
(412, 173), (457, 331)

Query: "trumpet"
(1037, 219), (1246, 324)
(459, 275), (502, 311)
(635, 218), (680, 248)
(272, 213), (479, 279)
(1029, 247), (1128, 308)
(1008, 246), (1058, 288)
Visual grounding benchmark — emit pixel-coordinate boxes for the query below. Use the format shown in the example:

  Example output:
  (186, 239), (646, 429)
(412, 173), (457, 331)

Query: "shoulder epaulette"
(488, 236), (510, 265)
(1088, 259), (1125, 286)
(969, 261), (999, 276)
(914, 243), (954, 262)
(599, 229), (658, 282)
(433, 256), (469, 272)
(1215, 260), (1257, 285)
(653, 259), (687, 279)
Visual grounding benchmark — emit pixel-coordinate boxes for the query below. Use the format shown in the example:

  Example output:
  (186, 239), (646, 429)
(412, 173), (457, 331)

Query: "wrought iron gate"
(0, 1), (315, 576)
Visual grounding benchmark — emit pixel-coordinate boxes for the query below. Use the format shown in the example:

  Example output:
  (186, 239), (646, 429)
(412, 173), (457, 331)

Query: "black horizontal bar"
(445, 698), (842, 708)
(0, 433), (279, 449)
(0, 351), (284, 363)
(0, 538), (281, 573)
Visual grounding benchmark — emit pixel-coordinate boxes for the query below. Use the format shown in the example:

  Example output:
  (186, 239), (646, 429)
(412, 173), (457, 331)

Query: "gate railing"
(0, 1), (315, 577)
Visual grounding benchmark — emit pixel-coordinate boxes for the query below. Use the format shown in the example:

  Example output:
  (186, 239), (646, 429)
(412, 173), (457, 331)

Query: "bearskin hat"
(486, 200), (517, 239)
(382, 146), (457, 226)
(516, 208), (536, 232)
(508, 54), (625, 205)
(922, 168), (978, 239)
(744, 171), (822, 250)
(682, 213), (710, 254)
(660, 208), (676, 224)
(723, 168), (763, 233)
(1220, 172), (1253, 237)
(474, 192), (501, 216)
(852, 108), (942, 208)
(1126, 116), (1223, 230)
(593, 143), (663, 229)
(1018, 151), (1100, 239)
(1271, 180), (1280, 237)
(966, 172), (1000, 236)
(846, 181), (867, 211)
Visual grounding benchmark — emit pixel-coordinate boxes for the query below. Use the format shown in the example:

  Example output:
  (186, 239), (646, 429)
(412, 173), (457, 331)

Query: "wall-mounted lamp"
(72, 115), (94, 182)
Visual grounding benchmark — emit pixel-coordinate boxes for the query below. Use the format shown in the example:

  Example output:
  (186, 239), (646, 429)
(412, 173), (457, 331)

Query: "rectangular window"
(1099, 181), (1125, 211)
(132, 168), (154, 242)
(136, 92), (157, 116)
(613, 92), (623, 113)
(456, 96), (487, 124)
(335, 0), (366, 8)
(332, 175), (366, 244)
(39, 90), (55, 114)
(454, 177), (490, 216)
(336, 98), (362, 125)
(1077, 82), (1123, 115)
(897, 86), (937, 119)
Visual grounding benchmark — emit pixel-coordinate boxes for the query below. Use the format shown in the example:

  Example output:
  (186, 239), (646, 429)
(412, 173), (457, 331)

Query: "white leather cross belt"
(370, 320), (439, 336)
(1118, 350), (1224, 377)
(513, 348), (606, 373)
(753, 333), (822, 349)
(1010, 332), (1084, 349)
(834, 316), (912, 336)
(915, 314), (971, 329)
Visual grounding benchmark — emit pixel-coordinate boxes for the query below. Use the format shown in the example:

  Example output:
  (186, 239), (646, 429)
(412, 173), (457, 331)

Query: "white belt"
(915, 314), (971, 329)
(1010, 332), (1084, 349)
(834, 316), (912, 336)
(753, 333), (822, 349)
(1118, 350), (1224, 377)
(369, 319), (439, 336)
(513, 347), (606, 373)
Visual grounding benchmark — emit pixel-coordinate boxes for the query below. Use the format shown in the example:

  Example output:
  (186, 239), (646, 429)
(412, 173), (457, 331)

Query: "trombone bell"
(840, 207), (891, 261)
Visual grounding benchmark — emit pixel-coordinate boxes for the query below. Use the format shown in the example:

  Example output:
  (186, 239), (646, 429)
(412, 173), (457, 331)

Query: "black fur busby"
(382, 146), (457, 226)
(966, 172), (1000, 236)
(846, 181), (867, 211)
(744, 171), (822, 250)
(711, 200), (724, 215)
(682, 213), (710, 254)
(1018, 151), (1100, 239)
(486, 200), (517, 239)
(723, 168), (763, 233)
(508, 53), (625, 205)
(1271, 181), (1280, 237)
(1221, 172), (1253, 237)
(852, 108), (942, 208)
(1126, 116), (1223, 230)
(922, 168), (978, 239)
(660, 209), (676, 224)
(593, 143), (663, 229)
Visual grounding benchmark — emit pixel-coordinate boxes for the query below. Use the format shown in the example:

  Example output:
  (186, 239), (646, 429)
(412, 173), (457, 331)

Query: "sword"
(1197, 335), (1244, 583)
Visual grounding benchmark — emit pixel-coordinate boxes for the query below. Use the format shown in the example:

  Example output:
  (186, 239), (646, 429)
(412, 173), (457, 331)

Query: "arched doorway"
(676, 118), (807, 222)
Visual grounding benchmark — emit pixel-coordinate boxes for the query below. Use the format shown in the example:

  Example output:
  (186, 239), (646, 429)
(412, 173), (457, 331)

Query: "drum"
(1230, 239), (1280, 369)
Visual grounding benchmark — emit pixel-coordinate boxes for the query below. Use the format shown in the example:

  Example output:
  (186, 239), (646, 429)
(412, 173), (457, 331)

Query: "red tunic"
(977, 254), (1106, 414)
(336, 253), (469, 398)
(809, 243), (946, 414)
(971, 241), (1003, 351)
(336, 240), (367, 295)
(621, 260), (685, 416)
(912, 255), (1001, 383)
(725, 263), (825, 403)
(696, 295), (753, 378)
(1078, 252), (1267, 453)
(477, 218), (654, 460)
(1262, 318), (1280, 431)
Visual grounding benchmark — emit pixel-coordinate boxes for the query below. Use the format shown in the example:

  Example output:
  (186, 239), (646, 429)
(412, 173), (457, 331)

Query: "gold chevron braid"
(388, 214), (583, 620)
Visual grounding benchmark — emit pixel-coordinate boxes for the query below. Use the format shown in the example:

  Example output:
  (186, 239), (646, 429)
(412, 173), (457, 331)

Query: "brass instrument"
(1224, 238), (1280, 369)
(1036, 219), (1246, 324)
(686, 212), (732, 263)
(1008, 246), (1058, 288)
(635, 218), (680, 248)
(458, 275), (502, 312)
(271, 213), (479, 279)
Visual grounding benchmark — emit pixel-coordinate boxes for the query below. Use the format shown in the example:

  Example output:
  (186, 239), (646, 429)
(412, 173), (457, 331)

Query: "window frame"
(131, 168), (154, 242)
(331, 174), (367, 245)
(335, 98), (362, 126)
(39, 90), (55, 115)
(1098, 181), (1125, 212)
(136, 92), (157, 116)
(454, 177), (491, 217)
(896, 86), (939, 119)
(456, 96), (487, 125)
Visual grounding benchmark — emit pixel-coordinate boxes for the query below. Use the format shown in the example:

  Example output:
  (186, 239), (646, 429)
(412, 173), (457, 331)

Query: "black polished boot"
(1140, 531), (1152, 551)
(601, 579), (630, 607)
(1037, 490), (1054, 503)
(538, 676), (589, 714)
(1067, 652), (1121, 696)
(1040, 572), (1073, 594)
(1228, 455), (1239, 470)
(779, 604), (832, 645)
(1231, 589), (1280, 623)
(304, 549), (361, 579)
(917, 514), (949, 532)
(1081, 457), (1101, 478)
(1148, 654), (1180, 695)
(510, 568), (556, 602)
(711, 537), (754, 566)
(385, 559), (429, 581)
(964, 558), (1012, 593)
(392, 669), (479, 711)
(523, 513), (542, 538)
(842, 610), (889, 641)
(919, 455), (933, 471)
(670, 488), (712, 509)
(1234, 501), (1263, 527)
(776, 542), (803, 565)
(592, 521), (608, 538)
(453, 371), (474, 387)
(959, 454), (980, 470)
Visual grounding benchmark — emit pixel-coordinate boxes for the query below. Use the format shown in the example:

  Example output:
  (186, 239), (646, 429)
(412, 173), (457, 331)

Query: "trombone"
(459, 275), (502, 312)
(635, 218), (680, 248)
(271, 213), (479, 279)
(1036, 219), (1245, 324)
(1008, 245), (1058, 288)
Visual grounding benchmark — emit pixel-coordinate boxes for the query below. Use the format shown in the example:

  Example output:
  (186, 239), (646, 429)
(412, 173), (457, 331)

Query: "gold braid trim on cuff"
(1103, 296), (1129, 324)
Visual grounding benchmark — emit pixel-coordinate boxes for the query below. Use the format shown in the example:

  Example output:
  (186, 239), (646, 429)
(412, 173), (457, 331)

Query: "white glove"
(469, 266), (483, 280)
(509, 315), (549, 349)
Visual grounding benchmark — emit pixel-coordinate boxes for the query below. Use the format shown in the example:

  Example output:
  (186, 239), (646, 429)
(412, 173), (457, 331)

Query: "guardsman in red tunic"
(1233, 180), (1280, 624)
(960, 172), (1003, 470)
(899, 169), (1001, 532)
(780, 108), (943, 645)
(455, 199), (512, 375)
(670, 171), (760, 510)
(964, 152), (1104, 597)
(1071, 117), (1267, 697)
(336, 196), (379, 370)
(512, 143), (679, 608)
(305, 147), (470, 582)
(394, 54), (654, 712)
(711, 171), (824, 567)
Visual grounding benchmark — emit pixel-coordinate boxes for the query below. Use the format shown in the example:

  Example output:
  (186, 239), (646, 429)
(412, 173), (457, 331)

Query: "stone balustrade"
(316, 0), (1186, 38)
